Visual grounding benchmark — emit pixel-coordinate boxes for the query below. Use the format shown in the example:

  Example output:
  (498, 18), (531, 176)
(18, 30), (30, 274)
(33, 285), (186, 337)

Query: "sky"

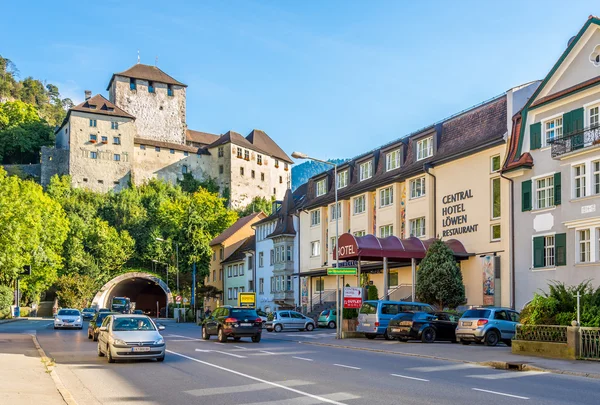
(2, 1), (599, 161)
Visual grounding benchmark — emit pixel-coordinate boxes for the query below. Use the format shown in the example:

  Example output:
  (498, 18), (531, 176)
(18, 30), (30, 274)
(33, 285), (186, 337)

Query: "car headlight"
(77, 317), (82, 322)
(113, 339), (127, 346)
(154, 338), (164, 345)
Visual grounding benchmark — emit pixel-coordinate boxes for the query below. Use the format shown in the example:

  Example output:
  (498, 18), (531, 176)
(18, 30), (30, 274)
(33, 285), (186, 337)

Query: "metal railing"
(514, 324), (568, 343)
(550, 125), (600, 158)
(380, 284), (413, 301)
(580, 327), (600, 360)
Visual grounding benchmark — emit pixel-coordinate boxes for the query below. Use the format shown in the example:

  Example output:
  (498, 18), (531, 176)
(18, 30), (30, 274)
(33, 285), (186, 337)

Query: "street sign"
(238, 292), (256, 307)
(343, 287), (362, 309)
(327, 267), (357, 275)
(183, 298), (189, 304)
(175, 295), (182, 304)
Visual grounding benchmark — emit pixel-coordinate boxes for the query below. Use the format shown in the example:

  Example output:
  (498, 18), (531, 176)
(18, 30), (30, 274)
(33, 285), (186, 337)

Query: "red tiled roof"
(502, 111), (534, 172)
(186, 129), (220, 145)
(107, 63), (187, 90)
(209, 212), (265, 246)
(246, 129), (293, 164)
(70, 94), (134, 119)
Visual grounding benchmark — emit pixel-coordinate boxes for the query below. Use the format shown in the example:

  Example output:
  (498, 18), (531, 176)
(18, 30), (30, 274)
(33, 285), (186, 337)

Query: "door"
(433, 313), (455, 340)
(278, 311), (292, 329)
(379, 304), (400, 332)
(290, 312), (305, 328)
(492, 310), (512, 339)
(207, 308), (221, 334)
(98, 316), (111, 349)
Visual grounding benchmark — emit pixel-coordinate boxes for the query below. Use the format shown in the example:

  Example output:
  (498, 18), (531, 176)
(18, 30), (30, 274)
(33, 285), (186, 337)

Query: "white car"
(54, 308), (83, 329)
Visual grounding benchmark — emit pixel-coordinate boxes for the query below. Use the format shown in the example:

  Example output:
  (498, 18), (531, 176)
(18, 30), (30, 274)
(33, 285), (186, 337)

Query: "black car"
(201, 306), (262, 343)
(81, 308), (96, 320)
(387, 311), (460, 343)
(87, 311), (117, 341)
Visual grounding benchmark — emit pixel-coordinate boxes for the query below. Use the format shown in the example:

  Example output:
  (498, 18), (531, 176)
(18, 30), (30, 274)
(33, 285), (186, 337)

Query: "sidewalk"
(0, 333), (67, 404)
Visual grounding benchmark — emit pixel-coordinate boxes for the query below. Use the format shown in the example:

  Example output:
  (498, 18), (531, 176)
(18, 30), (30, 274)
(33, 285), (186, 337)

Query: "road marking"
(292, 357), (313, 361)
(230, 347), (282, 352)
(213, 342), (226, 345)
(168, 338), (205, 342)
(333, 364), (361, 370)
(184, 380), (312, 396)
(286, 334), (319, 339)
(167, 334), (195, 339)
(390, 374), (429, 382)
(408, 363), (484, 373)
(243, 392), (360, 405)
(251, 351), (314, 356)
(195, 348), (247, 358)
(472, 388), (529, 400)
(167, 350), (351, 405)
(468, 371), (549, 380)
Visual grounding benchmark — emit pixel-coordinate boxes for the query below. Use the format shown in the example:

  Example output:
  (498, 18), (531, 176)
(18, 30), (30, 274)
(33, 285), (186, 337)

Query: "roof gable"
(246, 130), (293, 164)
(107, 63), (187, 90)
(209, 212), (266, 246)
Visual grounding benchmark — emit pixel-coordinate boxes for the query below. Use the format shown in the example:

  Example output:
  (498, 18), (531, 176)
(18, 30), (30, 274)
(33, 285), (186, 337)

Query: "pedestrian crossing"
(403, 363), (549, 380)
(283, 332), (336, 340)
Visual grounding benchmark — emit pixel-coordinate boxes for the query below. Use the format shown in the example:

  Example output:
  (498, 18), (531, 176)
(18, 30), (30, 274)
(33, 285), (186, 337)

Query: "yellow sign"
(238, 292), (256, 307)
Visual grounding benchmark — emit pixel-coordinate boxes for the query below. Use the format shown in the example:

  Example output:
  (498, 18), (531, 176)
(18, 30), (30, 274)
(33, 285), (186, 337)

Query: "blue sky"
(2, 1), (599, 160)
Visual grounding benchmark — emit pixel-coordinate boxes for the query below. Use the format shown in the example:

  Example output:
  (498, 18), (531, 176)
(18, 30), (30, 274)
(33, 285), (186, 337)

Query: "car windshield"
(112, 317), (156, 331)
(58, 309), (79, 316)
(96, 313), (113, 322)
(320, 310), (330, 316)
(359, 302), (378, 314)
(230, 309), (258, 318)
(462, 309), (491, 319)
(83, 308), (94, 313)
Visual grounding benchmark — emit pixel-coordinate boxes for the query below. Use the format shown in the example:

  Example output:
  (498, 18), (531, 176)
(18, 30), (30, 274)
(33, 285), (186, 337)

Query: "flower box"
(89, 140), (97, 144)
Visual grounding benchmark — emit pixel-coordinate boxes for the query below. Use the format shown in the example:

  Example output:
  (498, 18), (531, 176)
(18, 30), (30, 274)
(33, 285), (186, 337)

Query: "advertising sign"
(482, 256), (495, 306)
(327, 268), (357, 276)
(343, 287), (362, 309)
(238, 292), (256, 307)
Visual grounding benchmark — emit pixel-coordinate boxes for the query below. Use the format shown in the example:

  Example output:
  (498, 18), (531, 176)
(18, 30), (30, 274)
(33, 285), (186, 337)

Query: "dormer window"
(148, 81), (155, 93)
(386, 149), (401, 171)
(416, 137), (433, 161)
(359, 160), (373, 181)
(167, 85), (174, 97)
(111, 121), (119, 130)
(130, 78), (136, 90)
(316, 178), (327, 197)
(89, 119), (97, 127)
(337, 170), (348, 189)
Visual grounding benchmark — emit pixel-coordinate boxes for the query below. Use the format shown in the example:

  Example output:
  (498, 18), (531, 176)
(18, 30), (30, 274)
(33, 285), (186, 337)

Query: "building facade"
(222, 236), (255, 307)
(504, 16), (600, 309)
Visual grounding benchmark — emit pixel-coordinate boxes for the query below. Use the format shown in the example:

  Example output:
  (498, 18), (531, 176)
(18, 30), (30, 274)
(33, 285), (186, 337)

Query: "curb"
(0, 318), (26, 325)
(30, 334), (79, 405)
(300, 340), (600, 380)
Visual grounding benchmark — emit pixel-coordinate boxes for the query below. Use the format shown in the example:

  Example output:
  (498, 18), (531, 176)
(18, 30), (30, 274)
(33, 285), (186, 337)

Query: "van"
(357, 300), (434, 339)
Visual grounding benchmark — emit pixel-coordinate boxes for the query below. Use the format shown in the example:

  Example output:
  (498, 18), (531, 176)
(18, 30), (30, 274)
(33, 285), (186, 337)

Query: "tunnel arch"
(92, 272), (173, 314)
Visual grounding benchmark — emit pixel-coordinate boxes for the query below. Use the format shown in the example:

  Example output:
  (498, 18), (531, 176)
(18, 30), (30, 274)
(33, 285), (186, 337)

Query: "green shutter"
(570, 107), (585, 150)
(563, 111), (572, 135)
(530, 122), (541, 150)
(554, 172), (561, 205)
(533, 236), (545, 268)
(522, 180), (532, 212)
(555, 233), (567, 266)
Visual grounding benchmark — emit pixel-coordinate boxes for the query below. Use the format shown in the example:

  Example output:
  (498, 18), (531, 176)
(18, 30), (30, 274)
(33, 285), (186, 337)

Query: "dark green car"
(87, 311), (117, 341)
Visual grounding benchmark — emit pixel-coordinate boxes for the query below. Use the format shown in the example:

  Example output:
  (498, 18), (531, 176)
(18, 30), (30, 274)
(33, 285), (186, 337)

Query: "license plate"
(392, 327), (409, 332)
(131, 347), (151, 352)
(64, 320), (73, 323)
(463, 322), (472, 326)
(362, 323), (370, 327)
(240, 323), (252, 327)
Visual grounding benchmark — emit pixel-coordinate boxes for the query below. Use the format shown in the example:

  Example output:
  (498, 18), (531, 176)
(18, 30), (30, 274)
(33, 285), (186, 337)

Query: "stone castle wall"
(40, 147), (69, 186)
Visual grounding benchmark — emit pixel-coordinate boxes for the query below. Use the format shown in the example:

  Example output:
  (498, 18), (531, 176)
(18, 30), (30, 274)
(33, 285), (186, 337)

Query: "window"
(286, 246), (292, 261)
(353, 195), (366, 215)
(590, 106), (600, 128)
(359, 161), (373, 181)
(90, 151), (98, 159)
(244, 150), (250, 160)
(170, 149), (175, 154)
(271, 277), (275, 293)
(416, 136), (433, 160)
(219, 269), (223, 280)
(218, 147), (224, 157)
(386, 149), (401, 171)
(233, 264), (238, 277)
(287, 275), (292, 291)
(234, 288), (239, 299)
(113, 137), (121, 145)
(311, 241), (320, 257)
(330, 202), (341, 221)
(100, 136), (107, 144)
(354, 230), (366, 237)
(98, 180), (104, 184)
(337, 170), (348, 189)
(379, 225), (393, 238)
(275, 159), (280, 168)
(184, 151), (189, 157)
(220, 248), (224, 260)
(227, 266), (232, 278)
(89, 134), (97, 142)
(130, 78), (136, 90)
(240, 167), (244, 176)
(316, 179), (327, 197)
(261, 173), (265, 181)
(310, 209), (321, 226)
(574, 164), (586, 198)
(275, 277), (281, 292)
(330, 237), (337, 255)
(315, 278), (324, 292)
(239, 263), (244, 276)
(491, 155), (501, 172)
(111, 121), (119, 130)
(268, 249), (273, 265)
(213, 270), (216, 282)
(259, 278), (264, 294)
(410, 177), (426, 199)
(237, 147), (243, 158)
(219, 165), (224, 174)
(578, 229), (591, 263)
(594, 161), (600, 195)
(252, 170), (256, 179)
(544, 235), (556, 267)
(114, 154), (121, 162)
(285, 162), (289, 171)
(140, 144), (146, 150)
(275, 246), (280, 263)
(380, 186), (394, 207)
(491, 177), (501, 219)
(273, 187), (276, 195)
(155, 146), (161, 152)
(239, 286), (244, 293)
(182, 165), (188, 174)
(491, 224), (501, 241)
(167, 85), (173, 97)
(543, 117), (562, 147)
(535, 176), (554, 209)
(259, 252), (264, 267)
(148, 81), (155, 93)
(410, 217), (426, 238)
(89, 119), (97, 127)
(279, 176), (283, 184)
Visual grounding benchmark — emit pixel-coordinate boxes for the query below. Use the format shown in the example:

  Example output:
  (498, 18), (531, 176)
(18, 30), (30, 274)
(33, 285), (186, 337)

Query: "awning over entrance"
(335, 233), (471, 262)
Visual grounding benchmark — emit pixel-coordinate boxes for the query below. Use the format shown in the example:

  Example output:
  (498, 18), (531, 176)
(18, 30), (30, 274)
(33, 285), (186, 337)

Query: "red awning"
(336, 233), (470, 262)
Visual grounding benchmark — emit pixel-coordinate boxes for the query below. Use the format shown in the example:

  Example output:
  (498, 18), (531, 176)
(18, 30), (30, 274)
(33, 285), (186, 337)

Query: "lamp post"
(291, 151), (341, 339)
(156, 238), (179, 301)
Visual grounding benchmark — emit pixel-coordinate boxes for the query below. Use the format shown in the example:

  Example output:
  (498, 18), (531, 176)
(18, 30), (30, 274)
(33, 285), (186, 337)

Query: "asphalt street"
(2, 319), (599, 405)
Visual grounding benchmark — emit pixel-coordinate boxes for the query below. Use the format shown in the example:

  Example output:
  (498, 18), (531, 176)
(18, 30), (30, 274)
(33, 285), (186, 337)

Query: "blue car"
(357, 300), (434, 340)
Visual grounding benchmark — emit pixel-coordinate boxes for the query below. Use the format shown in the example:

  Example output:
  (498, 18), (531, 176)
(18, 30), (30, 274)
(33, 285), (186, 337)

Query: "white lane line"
(292, 357), (313, 361)
(391, 374), (429, 382)
(167, 350), (350, 405)
(472, 388), (529, 400)
(408, 363), (484, 372)
(251, 351), (314, 357)
(195, 348), (247, 358)
(234, 345), (248, 350)
(185, 380), (313, 397)
(230, 347), (282, 352)
(333, 364), (361, 370)
(168, 338), (205, 342)
(468, 371), (549, 380)
(166, 334), (195, 339)
(244, 392), (360, 405)
(213, 342), (226, 345)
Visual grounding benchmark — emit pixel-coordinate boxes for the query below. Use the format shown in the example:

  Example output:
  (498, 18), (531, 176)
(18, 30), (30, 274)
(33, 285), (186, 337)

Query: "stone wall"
(40, 147), (69, 186)
(2, 163), (41, 181)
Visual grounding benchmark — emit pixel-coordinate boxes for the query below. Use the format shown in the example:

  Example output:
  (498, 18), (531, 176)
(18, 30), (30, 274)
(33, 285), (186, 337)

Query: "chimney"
(84, 90), (92, 100)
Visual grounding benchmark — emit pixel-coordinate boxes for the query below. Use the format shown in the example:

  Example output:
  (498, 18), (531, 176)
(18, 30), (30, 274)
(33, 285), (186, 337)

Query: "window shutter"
(522, 180), (532, 212)
(530, 122), (541, 150)
(563, 111), (572, 135)
(554, 172), (561, 205)
(555, 233), (567, 266)
(570, 107), (585, 150)
(533, 236), (544, 268)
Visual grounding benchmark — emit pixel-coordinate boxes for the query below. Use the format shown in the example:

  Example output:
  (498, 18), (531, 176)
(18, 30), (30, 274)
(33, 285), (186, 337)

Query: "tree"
(177, 173), (220, 194)
(55, 274), (97, 309)
(238, 196), (273, 217)
(367, 285), (379, 300)
(0, 285), (13, 313)
(416, 239), (465, 309)
(0, 100), (40, 130)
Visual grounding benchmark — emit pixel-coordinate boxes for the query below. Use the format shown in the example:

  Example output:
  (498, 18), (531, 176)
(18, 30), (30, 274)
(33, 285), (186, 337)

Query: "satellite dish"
(567, 35), (576, 47)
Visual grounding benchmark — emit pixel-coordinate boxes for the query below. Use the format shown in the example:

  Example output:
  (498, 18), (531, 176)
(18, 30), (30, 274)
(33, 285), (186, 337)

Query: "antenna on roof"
(137, 50), (140, 64)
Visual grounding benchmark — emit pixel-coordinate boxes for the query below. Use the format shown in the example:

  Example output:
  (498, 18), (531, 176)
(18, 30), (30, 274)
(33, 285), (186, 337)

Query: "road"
(1, 319), (599, 405)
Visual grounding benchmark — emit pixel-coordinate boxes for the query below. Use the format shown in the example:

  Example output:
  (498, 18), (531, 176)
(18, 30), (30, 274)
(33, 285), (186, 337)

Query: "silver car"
(54, 308), (83, 330)
(97, 314), (166, 363)
(455, 307), (520, 346)
(265, 310), (315, 332)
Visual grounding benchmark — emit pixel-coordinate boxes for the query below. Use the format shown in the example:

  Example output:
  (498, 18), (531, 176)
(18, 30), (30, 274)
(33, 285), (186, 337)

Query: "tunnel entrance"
(92, 272), (172, 317)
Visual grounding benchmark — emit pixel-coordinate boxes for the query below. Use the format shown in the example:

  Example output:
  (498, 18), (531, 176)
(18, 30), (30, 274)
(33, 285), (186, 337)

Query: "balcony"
(273, 291), (295, 301)
(551, 126), (600, 158)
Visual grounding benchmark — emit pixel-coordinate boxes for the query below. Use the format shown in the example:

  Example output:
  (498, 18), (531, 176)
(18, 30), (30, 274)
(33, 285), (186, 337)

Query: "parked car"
(317, 309), (337, 329)
(88, 311), (117, 341)
(256, 309), (269, 323)
(132, 309), (144, 315)
(455, 307), (520, 346)
(387, 311), (460, 343)
(98, 308), (111, 313)
(357, 300), (435, 340)
(201, 307), (263, 343)
(265, 310), (316, 333)
(81, 308), (96, 321)
(54, 309), (83, 330)
(97, 314), (166, 363)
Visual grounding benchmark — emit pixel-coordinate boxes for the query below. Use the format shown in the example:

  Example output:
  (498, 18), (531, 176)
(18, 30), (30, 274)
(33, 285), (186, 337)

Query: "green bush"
(367, 285), (378, 300)
(343, 308), (357, 319)
(0, 285), (13, 311)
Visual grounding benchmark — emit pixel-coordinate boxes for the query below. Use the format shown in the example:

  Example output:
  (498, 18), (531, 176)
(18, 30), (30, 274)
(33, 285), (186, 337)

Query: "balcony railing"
(550, 125), (600, 158)
(273, 291), (295, 301)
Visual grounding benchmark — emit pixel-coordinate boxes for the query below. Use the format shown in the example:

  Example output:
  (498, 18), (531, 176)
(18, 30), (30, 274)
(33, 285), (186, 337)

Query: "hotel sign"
(441, 189), (479, 238)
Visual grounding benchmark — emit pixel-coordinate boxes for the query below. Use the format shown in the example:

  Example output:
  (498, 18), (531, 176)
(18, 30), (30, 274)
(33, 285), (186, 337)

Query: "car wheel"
(459, 339), (471, 345)
(156, 355), (165, 362)
(421, 327), (436, 343)
(503, 339), (512, 347)
(93, 333), (98, 342)
(218, 328), (227, 343)
(53, 326), (57, 330)
(88, 331), (92, 340)
(274, 324), (283, 333)
(484, 330), (500, 347)
(234, 337), (241, 342)
(107, 346), (115, 363)
(384, 330), (394, 341)
(328, 321), (336, 329)
(201, 326), (210, 340)
(97, 343), (104, 357)
(365, 334), (376, 340)
(252, 334), (261, 343)
(306, 323), (314, 332)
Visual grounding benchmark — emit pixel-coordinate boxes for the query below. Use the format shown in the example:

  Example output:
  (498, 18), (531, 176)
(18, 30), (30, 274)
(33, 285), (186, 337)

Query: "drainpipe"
(500, 172), (515, 310)
(423, 163), (437, 237)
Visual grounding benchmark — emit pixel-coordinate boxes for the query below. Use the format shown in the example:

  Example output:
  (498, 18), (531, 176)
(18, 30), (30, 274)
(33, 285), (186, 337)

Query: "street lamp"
(152, 259), (169, 289)
(292, 151), (342, 339)
(156, 238), (179, 299)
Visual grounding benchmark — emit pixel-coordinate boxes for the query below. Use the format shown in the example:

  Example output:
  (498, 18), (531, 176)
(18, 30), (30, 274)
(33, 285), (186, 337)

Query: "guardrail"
(514, 324), (568, 343)
(580, 327), (600, 361)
